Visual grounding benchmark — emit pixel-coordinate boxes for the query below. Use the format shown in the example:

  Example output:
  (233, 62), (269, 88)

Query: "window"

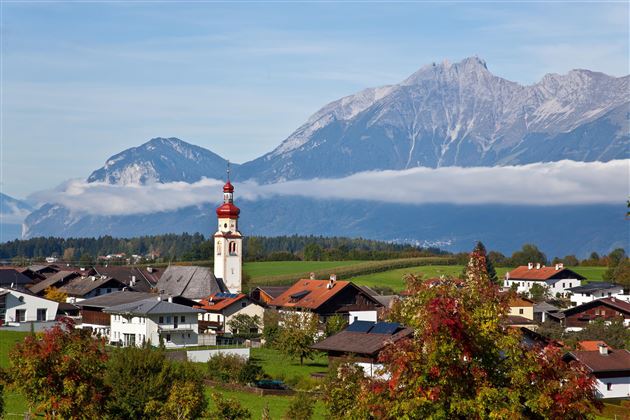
(36, 308), (47, 321)
(216, 241), (222, 256)
(166, 334), (171, 342)
(519, 309), (524, 315)
(181, 316), (185, 323)
(187, 333), (191, 338)
(229, 241), (237, 255)
(166, 316), (171, 323)
(159, 316), (164, 323)
(16, 309), (26, 322)
(107, 288), (111, 293)
(607, 383), (612, 391)
(354, 316), (358, 321)
(562, 283), (566, 288)
(241, 302), (246, 308)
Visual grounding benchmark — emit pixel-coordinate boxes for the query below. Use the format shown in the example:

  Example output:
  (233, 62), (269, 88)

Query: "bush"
(207, 353), (264, 385)
(283, 391), (315, 420)
(207, 393), (251, 419)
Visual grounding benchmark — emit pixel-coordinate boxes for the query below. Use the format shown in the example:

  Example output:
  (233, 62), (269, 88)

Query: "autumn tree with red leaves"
(8, 318), (109, 419)
(323, 246), (601, 419)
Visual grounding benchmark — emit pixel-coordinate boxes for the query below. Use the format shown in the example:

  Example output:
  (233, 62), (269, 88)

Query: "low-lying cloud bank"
(29, 160), (629, 217)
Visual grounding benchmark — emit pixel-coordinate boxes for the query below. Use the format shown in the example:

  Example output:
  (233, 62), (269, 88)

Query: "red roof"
(216, 202), (240, 218)
(268, 279), (353, 310)
(578, 340), (609, 351)
(195, 292), (247, 312)
(223, 181), (234, 193)
(506, 265), (584, 281)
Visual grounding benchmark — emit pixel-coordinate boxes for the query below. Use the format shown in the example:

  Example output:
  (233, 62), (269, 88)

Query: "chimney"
(527, 263), (533, 270)
(330, 274), (337, 281)
(535, 263), (541, 270)
(131, 275), (136, 286)
(168, 296), (173, 303)
(558, 263), (563, 269)
(309, 272), (315, 280)
(157, 296), (162, 302)
(598, 344), (609, 355)
(327, 280), (334, 289)
(147, 267), (153, 273)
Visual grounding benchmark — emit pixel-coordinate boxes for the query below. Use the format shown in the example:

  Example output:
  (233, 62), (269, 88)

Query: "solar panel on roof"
(345, 320), (374, 333)
(370, 322), (400, 335)
(290, 290), (310, 300)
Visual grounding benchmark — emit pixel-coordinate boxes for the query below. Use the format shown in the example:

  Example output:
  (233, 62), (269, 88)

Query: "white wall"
(503, 279), (580, 297)
(348, 311), (378, 323)
(109, 312), (200, 348)
(595, 376), (630, 399)
(187, 347), (250, 363)
(1, 288), (59, 324)
(570, 286), (626, 307)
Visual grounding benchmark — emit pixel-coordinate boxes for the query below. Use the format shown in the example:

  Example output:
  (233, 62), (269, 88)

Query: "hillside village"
(0, 178), (629, 418)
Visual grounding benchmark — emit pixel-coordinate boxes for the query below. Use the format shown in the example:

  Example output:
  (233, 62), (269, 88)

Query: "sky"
(1, 1), (629, 198)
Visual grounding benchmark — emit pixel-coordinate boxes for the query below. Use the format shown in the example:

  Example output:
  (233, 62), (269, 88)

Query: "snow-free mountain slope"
(87, 137), (233, 185)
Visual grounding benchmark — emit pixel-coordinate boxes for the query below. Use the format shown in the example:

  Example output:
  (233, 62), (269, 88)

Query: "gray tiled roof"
(77, 291), (157, 309)
(58, 276), (126, 297)
(567, 282), (621, 294)
(29, 270), (80, 294)
(156, 266), (226, 300)
(104, 297), (205, 315)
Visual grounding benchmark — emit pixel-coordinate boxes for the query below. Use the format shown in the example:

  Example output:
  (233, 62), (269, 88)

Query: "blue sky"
(1, 1), (628, 198)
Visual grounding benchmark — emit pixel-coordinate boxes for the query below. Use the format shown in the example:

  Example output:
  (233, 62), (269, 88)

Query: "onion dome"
(216, 202), (240, 218)
(223, 181), (234, 193)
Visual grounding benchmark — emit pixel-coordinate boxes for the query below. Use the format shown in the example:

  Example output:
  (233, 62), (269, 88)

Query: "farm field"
(243, 260), (365, 279)
(349, 265), (608, 292)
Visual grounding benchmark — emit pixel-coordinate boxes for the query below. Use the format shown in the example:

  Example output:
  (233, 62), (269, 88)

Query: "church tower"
(214, 168), (243, 293)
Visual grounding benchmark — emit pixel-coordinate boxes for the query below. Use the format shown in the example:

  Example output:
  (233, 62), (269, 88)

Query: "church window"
(216, 242), (222, 256)
(229, 242), (237, 255)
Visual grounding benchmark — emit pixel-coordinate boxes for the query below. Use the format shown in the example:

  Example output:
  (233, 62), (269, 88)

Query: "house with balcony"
(104, 296), (205, 347)
(195, 292), (265, 335)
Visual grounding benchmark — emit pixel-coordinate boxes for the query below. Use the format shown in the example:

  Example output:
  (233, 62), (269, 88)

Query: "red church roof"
(216, 202), (240, 218)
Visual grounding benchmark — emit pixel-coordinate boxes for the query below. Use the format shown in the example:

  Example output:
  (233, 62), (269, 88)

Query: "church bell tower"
(214, 165), (243, 293)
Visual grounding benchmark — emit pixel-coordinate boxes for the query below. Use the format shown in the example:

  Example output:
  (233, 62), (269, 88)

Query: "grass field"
(349, 265), (608, 291)
(243, 260), (365, 279)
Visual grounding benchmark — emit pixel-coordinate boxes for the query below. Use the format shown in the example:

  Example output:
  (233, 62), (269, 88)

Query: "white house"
(104, 296), (205, 348)
(564, 346), (630, 399)
(195, 292), (265, 335)
(0, 287), (59, 325)
(567, 282), (627, 306)
(503, 263), (584, 298)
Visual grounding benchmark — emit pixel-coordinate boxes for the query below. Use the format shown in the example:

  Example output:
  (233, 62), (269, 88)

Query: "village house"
(268, 275), (383, 324)
(28, 270), (83, 296)
(564, 345), (630, 399)
(533, 302), (561, 323)
(0, 287), (59, 325)
(311, 320), (413, 378)
(505, 296), (536, 329)
(250, 285), (291, 305)
(93, 266), (162, 293)
(567, 282), (627, 307)
(77, 290), (197, 339)
(0, 268), (36, 289)
(104, 296), (205, 347)
(195, 292), (265, 335)
(58, 275), (128, 303)
(555, 297), (630, 331)
(503, 263), (584, 298)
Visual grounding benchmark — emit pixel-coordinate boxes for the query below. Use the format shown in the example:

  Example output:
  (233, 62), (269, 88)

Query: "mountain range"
(7, 57), (629, 257)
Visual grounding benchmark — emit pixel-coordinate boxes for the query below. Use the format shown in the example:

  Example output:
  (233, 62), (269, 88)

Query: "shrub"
(283, 391), (315, 420)
(207, 353), (264, 385)
(207, 393), (251, 419)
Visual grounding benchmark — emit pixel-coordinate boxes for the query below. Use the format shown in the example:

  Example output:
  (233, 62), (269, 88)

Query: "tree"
(562, 254), (580, 266)
(510, 243), (547, 266)
(159, 380), (207, 420)
(43, 286), (68, 303)
(207, 393), (251, 420)
(464, 242), (497, 283)
(326, 246), (601, 419)
(246, 236), (264, 261)
(576, 319), (630, 350)
(262, 309), (281, 347)
(612, 259), (630, 293)
(62, 247), (76, 262)
(276, 311), (319, 365)
(603, 248), (627, 281)
(324, 314), (347, 337)
(105, 345), (205, 419)
(303, 243), (323, 261)
(79, 252), (95, 267)
(528, 283), (550, 302)
(321, 362), (367, 420)
(487, 250), (507, 267)
(284, 392), (315, 420)
(228, 314), (262, 339)
(8, 318), (109, 418)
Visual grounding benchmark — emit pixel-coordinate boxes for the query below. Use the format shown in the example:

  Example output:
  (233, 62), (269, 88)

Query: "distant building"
(508, 296), (534, 320)
(93, 266), (162, 293)
(311, 321), (413, 378)
(104, 296), (205, 348)
(503, 263), (584, 297)
(29, 270), (82, 296)
(567, 282), (627, 307)
(58, 275), (127, 303)
(533, 302), (560, 323)
(564, 346), (630, 399)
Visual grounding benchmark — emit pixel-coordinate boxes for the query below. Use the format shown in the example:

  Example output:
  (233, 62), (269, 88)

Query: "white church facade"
(214, 177), (243, 294)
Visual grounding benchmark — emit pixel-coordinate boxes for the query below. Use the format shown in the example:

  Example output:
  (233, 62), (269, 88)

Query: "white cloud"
(27, 160), (629, 217)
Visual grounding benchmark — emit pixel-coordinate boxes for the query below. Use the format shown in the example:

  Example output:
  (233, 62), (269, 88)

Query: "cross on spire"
(226, 160), (231, 182)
